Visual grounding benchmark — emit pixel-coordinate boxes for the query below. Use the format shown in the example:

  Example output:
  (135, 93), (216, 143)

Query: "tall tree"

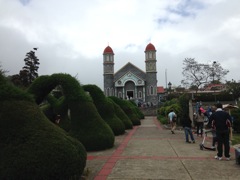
(22, 48), (40, 85)
(210, 61), (229, 84)
(181, 58), (229, 92)
(11, 48), (40, 87)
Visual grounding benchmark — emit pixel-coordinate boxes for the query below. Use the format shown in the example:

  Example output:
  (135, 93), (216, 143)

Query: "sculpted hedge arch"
(0, 74), (86, 179)
(28, 73), (114, 151)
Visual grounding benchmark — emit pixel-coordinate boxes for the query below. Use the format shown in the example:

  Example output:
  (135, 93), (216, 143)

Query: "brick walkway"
(85, 116), (240, 180)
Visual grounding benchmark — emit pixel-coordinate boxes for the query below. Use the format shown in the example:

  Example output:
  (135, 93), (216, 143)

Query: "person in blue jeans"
(182, 118), (195, 143)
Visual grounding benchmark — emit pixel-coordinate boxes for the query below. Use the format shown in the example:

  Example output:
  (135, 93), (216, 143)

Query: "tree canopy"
(11, 48), (40, 88)
(225, 79), (240, 101)
(181, 58), (229, 91)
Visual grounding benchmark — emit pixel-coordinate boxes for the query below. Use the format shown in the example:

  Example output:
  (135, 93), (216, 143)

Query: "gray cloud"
(0, 0), (240, 90)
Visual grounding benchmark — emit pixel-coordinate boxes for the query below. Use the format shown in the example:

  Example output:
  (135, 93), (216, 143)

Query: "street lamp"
(229, 91), (234, 104)
(212, 61), (217, 102)
(168, 82), (172, 94)
(212, 61), (216, 83)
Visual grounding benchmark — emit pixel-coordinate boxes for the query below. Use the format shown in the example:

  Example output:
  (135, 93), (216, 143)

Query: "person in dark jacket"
(182, 117), (195, 143)
(209, 103), (232, 161)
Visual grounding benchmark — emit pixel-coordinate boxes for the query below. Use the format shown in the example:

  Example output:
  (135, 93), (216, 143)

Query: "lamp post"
(229, 91), (234, 104)
(212, 61), (217, 102)
(168, 82), (172, 94)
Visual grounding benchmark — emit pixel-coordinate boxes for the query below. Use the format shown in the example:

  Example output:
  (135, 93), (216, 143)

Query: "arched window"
(138, 91), (142, 98)
(107, 88), (110, 97)
(150, 86), (154, 95)
(106, 55), (109, 61)
(149, 52), (152, 59)
(118, 92), (122, 98)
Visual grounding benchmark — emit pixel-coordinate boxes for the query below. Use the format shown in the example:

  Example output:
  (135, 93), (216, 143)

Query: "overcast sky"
(0, 0), (239, 90)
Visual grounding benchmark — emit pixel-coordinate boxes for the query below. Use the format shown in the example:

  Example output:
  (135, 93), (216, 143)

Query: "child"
(182, 118), (195, 143)
(55, 114), (61, 124)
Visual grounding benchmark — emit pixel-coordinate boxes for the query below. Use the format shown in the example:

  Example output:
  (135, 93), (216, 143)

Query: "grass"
(232, 133), (240, 145)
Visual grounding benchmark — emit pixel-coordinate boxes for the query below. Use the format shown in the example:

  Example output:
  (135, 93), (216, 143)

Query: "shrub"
(129, 100), (145, 119)
(28, 73), (114, 151)
(109, 96), (141, 125)
(0, 79), (86, 179)
(108, 97), (133, 129)
(83, 84), (125, 135)
(231, 108), (240, 133)
(157, 98), (182, 124)
(44, 95), (71, 132)
(158, 114), (168, 124)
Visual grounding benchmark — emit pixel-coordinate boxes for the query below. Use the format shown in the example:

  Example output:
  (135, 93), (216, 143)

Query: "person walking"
(168, 109), (177, 134)
(209, 103), (232, 161)
(182, 117), (195, 143)
(196, 108), (204, 137)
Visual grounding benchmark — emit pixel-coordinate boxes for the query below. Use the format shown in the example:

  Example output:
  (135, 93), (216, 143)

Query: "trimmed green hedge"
(129, 100), (145, 119)
(0, 76), (86, 179)
(83, 84), (125, 135)
(28, 73), (114, 151)
(109, 96), (141, 125)
(44, 95), (71, 132)
(231, 108), (240, 132)
(108, 97), (133, 129)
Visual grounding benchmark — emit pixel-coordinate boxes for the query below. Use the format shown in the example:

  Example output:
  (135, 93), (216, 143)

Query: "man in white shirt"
(168, 109), (177, 134)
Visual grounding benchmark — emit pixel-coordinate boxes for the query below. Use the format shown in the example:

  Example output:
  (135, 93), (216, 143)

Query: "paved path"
(85, 116), (240, 180)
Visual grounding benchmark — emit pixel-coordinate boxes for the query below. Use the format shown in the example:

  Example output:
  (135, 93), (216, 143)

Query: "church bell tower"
(145, 43), (157, 104)
(103, 45), (114, 96)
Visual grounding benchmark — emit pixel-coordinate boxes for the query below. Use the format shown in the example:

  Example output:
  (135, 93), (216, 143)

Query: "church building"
(103, 43), (158, 105)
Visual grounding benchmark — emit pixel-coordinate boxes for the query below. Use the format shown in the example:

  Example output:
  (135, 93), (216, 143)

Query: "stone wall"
(140, 106), (157, 116)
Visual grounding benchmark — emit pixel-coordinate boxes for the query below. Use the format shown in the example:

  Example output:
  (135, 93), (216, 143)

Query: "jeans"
(184, 127), (195, 142)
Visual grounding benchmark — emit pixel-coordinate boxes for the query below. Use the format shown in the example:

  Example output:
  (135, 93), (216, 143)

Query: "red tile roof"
(145, 43), (156, 51)
(103, 46), (114, 54)
(157, 86), (165, 93)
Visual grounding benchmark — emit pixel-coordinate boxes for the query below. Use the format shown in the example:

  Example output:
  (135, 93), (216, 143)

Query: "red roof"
(103, 46), (114, 54)
(145, 43), (156, 51)
(204, 84), (225, 91)
(157, 86), (165, 93)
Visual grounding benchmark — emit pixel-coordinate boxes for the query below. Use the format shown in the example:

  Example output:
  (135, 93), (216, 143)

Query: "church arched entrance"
(125, 81), (135, 99)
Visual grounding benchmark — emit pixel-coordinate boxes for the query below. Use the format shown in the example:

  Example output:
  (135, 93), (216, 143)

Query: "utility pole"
(212, 61), (217, 102)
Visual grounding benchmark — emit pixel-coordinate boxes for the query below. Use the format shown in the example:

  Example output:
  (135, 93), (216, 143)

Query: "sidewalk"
(85, 116), (240, 180)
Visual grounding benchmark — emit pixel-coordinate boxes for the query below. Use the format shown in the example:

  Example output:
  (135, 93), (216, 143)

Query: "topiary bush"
(0, 75), (87, 179)
(129, 100), (145, 119)
(43, 95), (72, 132)
(108, 97), (133, 130)
(109, 96), (141, 125)
(231, 108), (240, 133)
(83, 84), (125, 135)
(28, 73), (114, 151)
